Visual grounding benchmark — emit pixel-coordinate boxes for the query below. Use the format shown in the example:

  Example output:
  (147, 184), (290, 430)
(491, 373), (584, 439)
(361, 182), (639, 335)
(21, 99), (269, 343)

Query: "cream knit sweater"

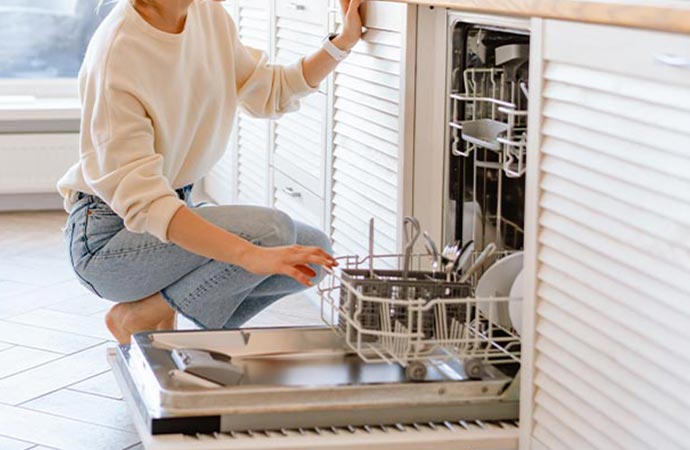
(57, 0), (316, 242)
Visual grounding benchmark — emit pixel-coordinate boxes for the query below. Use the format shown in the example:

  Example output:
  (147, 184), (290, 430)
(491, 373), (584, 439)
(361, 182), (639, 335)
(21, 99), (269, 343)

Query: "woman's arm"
(168, 207), (336, 287)
(231, 0), (364, 118)
(302, 0), (365, 88)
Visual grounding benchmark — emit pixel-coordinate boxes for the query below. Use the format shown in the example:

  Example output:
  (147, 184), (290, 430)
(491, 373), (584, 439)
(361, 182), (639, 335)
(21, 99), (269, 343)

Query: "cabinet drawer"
(361, 1), (404, 32)
(274, 170), (325, 230)
(276, 0), (327, 27)
(544, 20), (690, 88)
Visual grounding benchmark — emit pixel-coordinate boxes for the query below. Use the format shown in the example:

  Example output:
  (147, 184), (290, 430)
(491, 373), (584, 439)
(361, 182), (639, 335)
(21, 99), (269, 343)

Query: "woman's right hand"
(239, 245), (338, 286)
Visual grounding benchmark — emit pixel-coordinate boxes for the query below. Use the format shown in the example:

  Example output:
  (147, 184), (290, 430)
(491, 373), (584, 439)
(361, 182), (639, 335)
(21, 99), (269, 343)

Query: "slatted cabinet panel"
(204, 129), (235, 205)
(236, 0), (272, 206)
(523, 20), (690, 450)
(273, 5), (328, 200)
(202, 3), (240, 204)
(330, 21), (404, 262)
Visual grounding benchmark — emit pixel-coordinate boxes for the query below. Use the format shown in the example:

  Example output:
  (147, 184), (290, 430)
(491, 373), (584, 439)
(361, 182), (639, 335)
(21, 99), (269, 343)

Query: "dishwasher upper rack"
(449, 67), (528, 178)
(319, 253), (521, 381)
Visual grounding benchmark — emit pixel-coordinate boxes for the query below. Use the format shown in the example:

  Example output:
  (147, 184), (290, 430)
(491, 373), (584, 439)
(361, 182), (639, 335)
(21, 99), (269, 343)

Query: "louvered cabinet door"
(202, 3), (242, 204)
(330, 2), (407, 262)
(236, 0), (272, 206)
(522, 20), (690, 450)
(204, 132), (235, 205)
(273, 6), (327, 199)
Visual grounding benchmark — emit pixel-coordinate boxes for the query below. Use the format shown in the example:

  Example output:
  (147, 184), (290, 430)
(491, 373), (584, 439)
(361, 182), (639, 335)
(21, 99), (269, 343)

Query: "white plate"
(475, 252), (524, 328)
(509, 269), (524, 335)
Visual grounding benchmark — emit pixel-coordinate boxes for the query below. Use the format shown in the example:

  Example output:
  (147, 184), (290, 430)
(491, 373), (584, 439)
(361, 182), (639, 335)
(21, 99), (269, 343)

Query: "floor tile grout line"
(0, 341), (68, 357)
(0, 316), (115, 342)
(61, 369), (124, 397)
(0, 344), (16, 354)
(0, 432), (35, 447)
(17, 402), (139, 434)
(0, 297), (111, 322)
(66, 387), (123, 401)
(11, 373), (114, 408)
(0, 341), (109, 383)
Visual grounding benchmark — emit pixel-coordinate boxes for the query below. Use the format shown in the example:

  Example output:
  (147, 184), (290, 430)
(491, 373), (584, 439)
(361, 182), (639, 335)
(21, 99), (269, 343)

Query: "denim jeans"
(63, 185), (332, 329)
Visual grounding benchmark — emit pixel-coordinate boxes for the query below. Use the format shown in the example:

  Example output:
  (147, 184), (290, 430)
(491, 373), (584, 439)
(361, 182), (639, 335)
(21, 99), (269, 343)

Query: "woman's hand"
(333, 0), (365, 52)
(240, 245), (338, 287)
(302, 0), (363, 89)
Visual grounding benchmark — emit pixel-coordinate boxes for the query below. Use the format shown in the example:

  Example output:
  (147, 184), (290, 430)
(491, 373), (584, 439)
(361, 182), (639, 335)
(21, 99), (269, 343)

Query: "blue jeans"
(63, 186), (332, 329)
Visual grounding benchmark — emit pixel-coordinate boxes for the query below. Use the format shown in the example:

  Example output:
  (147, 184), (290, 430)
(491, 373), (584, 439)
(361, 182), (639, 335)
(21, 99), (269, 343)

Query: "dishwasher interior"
(110, 12), (531, 449)
(446, 20), (529, 253)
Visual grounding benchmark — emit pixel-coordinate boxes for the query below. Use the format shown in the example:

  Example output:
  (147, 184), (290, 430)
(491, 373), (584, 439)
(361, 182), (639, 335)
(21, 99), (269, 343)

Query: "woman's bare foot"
(156, 312), (177, 331)
(105, 292), (175, 344)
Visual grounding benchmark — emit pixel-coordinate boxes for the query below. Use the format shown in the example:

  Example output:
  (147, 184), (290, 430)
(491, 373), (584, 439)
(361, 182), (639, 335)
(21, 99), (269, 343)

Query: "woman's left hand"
(333, 0), (365, 52)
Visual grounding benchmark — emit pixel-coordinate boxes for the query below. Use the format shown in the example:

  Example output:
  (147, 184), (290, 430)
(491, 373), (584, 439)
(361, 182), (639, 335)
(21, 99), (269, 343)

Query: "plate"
(475, 252), (524, 328)
(508, 269), (524, 335)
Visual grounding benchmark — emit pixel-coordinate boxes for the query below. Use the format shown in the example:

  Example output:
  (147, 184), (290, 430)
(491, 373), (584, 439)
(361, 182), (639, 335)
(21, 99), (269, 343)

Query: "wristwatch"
(322, 33), (350, 62)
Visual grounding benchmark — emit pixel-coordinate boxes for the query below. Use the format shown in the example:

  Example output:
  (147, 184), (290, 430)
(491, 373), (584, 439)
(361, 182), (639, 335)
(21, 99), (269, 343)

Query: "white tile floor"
(0, 210), (322, 450)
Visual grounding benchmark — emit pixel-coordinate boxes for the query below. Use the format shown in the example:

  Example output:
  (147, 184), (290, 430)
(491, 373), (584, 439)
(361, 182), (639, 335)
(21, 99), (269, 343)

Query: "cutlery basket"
(337, 268), (473, 342)
(319, 253), (522, 377)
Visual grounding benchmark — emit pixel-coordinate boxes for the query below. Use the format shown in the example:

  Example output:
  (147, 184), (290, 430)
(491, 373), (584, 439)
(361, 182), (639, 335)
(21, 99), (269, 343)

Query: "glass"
(0, 0), (116, 79)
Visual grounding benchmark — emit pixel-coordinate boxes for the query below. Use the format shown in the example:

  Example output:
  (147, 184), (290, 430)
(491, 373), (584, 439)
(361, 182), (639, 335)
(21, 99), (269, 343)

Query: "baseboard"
(0, 193), (64, 211)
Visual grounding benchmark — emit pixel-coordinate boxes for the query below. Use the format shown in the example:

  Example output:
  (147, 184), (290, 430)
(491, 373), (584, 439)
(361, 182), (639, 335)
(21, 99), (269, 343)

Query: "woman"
(57, 0), (364, 344)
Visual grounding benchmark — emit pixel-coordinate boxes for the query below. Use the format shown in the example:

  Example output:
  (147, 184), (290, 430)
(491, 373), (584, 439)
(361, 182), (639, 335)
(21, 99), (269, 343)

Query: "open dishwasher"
(110, 12), (530, 450)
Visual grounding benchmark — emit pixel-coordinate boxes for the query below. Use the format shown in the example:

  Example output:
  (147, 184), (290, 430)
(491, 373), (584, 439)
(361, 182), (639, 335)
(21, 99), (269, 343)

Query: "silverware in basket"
(460, 242), (497, 283)
(441, 241), (461, 282)
(402, 217), (421, 279)
(423, 231), (440, 275)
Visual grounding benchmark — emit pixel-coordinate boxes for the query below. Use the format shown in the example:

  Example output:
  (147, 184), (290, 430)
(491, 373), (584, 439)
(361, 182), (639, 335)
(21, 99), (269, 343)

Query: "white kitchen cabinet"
(520, 19), (690, 450)
(329, 1), (414, 260)
(205, 0), (414, 250)
(274, 169), (325, 230)
(235, 0), (273, 206)
(273, 3), (328, 202)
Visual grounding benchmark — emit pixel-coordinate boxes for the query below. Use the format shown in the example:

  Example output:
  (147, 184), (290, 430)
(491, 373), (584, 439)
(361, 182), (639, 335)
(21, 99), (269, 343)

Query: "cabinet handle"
(655, 53), (690, 69)
(287, 2), (306, 11)
(282, 186), (302, 198)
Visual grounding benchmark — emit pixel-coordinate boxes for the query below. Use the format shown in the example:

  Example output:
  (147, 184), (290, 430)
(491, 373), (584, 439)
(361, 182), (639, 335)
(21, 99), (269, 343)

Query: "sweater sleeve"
(228, 17), (318, 119)
(81, 81), (185, 243)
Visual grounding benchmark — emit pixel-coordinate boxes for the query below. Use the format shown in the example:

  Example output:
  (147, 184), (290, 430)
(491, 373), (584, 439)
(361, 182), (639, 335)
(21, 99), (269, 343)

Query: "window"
(0, 0), (114, 97)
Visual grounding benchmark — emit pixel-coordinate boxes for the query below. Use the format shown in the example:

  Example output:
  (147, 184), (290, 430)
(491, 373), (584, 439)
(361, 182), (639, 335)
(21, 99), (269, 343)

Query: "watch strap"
(322, 34), (350, 62)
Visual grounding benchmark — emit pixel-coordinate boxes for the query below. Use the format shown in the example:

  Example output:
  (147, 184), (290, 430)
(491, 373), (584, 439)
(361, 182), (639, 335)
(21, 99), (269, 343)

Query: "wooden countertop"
(388, 0), (690, 34)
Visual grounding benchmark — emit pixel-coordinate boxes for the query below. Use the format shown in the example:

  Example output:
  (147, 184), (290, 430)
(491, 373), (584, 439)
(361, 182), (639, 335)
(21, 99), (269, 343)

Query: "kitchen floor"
(0, 210), (322, 450)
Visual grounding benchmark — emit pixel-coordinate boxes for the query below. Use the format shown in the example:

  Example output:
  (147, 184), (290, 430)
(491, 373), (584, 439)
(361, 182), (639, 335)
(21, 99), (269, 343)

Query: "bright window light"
(0, 0), (114, 80)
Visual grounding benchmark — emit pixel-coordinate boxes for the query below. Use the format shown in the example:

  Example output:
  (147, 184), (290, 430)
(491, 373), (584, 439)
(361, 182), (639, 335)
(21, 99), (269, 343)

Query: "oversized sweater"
(57, 0), (316, 242)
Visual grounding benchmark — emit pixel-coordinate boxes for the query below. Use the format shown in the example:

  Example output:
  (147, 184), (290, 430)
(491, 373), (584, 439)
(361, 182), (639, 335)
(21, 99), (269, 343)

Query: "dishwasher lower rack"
(109, 326), (519, 445)
(320, 253), (521, 380)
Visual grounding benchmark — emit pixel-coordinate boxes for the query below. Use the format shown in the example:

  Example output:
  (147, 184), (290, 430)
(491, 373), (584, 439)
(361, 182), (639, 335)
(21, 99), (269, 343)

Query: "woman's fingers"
(284, 266), (313, 286)
(295, 264), (317, 278)
(348, 0), (364, 17)
(300, 254), (334, 268)
(339, 0), (350, 13)
(293, 246), (337, 266)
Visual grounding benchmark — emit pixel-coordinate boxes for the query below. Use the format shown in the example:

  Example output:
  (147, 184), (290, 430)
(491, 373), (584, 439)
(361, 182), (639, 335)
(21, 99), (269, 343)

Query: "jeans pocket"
(83, 204), (124, 256)
(66, 220), (101, 297)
